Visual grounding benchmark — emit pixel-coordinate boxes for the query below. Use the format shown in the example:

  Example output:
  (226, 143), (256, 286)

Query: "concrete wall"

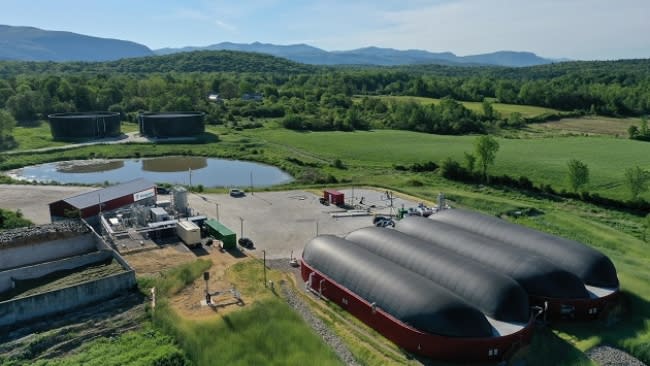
(0, 234), (97, 271)
(0, 251), (112, 293)
(0, 265), (136, 328)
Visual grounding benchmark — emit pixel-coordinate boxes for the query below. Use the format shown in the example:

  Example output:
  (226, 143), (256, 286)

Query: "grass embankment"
(353, 95), (561, 118)
(140, 258), (343, 366)
(0, 327), (188, 366)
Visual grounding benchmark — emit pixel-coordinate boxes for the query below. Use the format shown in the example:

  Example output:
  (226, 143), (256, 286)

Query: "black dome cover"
(303, 235), (493, 337)
(396, 216), (590, 299)
(429, 209), (619, 288)
(346, 227), (529, 323)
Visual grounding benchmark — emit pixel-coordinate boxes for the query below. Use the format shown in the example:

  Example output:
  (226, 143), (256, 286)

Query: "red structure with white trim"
(49, 178), (156, 220)
(301, 260), (535, 362)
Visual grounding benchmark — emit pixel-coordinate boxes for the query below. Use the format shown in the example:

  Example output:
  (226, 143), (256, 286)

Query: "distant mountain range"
(0, 24), (557, 67)
(0, 25), (153, 62)
(155, 42), (556, 67)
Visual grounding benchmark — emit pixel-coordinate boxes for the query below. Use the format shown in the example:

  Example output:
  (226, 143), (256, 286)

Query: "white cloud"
(214, 19), (236, 33)
(310, 0), (650, 59)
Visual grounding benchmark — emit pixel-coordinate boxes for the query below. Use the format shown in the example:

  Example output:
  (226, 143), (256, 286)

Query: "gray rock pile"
(0, 221), (89, 248)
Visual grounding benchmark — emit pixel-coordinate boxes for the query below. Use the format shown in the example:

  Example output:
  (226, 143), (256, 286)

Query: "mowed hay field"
(353, 95), (560, 118)
(251, 128), (650, 201)
(531, 116), (638, 137)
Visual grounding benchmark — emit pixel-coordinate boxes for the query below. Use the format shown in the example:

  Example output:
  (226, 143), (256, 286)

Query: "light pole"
(250, 171), (254, 195)
(239, 216), (244, 238)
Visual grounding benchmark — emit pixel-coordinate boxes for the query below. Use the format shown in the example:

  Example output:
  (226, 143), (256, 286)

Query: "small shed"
(324, 189), (345, 206)
(205, 219), (236, 249)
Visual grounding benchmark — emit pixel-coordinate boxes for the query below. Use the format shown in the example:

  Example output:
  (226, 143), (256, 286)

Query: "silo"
(172, 186), (188, 214)
(48, 112), (121, 140)
(138, 112), (205, 138)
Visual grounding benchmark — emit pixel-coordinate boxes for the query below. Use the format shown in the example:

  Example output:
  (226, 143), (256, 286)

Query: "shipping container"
(204, 219), (236, 249)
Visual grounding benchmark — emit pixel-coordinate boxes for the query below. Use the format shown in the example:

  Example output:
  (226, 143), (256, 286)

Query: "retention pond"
(7, 156), (293, 188)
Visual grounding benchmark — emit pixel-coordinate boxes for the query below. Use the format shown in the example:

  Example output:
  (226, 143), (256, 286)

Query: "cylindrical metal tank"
(48, 112), (121, 140)
(172, 186), (188, 214)
(138, 112), (205, 138)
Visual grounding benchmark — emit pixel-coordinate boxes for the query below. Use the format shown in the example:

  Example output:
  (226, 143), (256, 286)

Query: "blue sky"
(1, 0), (649, 60)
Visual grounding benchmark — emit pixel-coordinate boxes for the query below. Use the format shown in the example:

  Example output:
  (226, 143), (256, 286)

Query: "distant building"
(242, 92), (263, 102)
(207, 93), (223, 103)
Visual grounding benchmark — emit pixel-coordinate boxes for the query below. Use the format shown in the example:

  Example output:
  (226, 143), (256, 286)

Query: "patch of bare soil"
(123, 245), (197, 275)
(169, 249), (251, 320)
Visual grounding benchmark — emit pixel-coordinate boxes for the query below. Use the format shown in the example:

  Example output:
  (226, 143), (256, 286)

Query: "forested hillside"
(0, 51), (648, 138)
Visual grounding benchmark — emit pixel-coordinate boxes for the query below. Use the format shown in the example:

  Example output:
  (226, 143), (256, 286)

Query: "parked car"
(156, 186), (170, 195)
(229, 189), (245, 197)
(238, 237), (254, 249)
(373, 216), (395, 228)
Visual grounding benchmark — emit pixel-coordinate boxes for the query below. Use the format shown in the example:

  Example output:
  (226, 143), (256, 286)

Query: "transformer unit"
(177, 220), (201, 247)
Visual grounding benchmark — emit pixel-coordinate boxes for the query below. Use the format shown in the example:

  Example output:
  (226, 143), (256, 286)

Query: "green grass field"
(353, 95), (561, 118)
(11, 121), (68, 150)
(247, 128), (650, 201)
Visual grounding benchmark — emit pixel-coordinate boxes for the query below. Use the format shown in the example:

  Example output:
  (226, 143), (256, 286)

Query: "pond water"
(8, 156), (293, 187)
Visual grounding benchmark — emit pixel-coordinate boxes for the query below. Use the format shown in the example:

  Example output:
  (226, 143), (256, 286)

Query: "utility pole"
(250, 171), (254, 195)
(188, 168), (192, 190)
(239, 216), (244, 238)
(263, 249), (267, 287)
(215, 203), (220, 221)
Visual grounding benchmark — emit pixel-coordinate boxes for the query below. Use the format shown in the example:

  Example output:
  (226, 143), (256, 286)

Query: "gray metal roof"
(58, 178), (155, 209)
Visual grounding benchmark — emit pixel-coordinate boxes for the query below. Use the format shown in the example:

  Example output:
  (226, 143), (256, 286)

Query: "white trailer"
(176, 220), (201, 247)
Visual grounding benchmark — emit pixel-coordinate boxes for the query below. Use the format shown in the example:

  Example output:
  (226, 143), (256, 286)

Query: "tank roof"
(48, 112), (120, 119)
(139, 112), (204, 118)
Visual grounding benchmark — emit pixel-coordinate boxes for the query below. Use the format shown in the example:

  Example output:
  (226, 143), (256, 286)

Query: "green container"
(205, 219), (236, 249)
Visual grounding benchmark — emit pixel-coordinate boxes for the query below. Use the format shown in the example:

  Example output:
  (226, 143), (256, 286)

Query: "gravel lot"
(0, 184), (93, 224)
(0, 184), (423, 259)
(586, 345), (647, 366)
(188, 188), (423, 260)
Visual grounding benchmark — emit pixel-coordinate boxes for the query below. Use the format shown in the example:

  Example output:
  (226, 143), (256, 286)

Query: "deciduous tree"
(567, 159), (590, 193)
(624, 166), (649, 201)
(474, 135), (499, 182)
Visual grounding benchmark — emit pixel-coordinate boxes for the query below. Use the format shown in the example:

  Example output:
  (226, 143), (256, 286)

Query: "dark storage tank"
(138, 112), (205, 138)
(395, 216), (590, 300)
(48, 112), (121, 140)
(345, 227), (530, 323)
(302, 235), (493, 338)
(429, 209), (619, 288)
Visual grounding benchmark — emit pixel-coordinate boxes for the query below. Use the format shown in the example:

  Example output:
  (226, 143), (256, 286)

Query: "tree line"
(0, 51), (649, 137)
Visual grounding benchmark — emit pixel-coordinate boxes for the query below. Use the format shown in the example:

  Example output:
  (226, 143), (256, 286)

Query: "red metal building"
(301, 260), (534, 362)
(49, 178), (156, 220)
(323, 189), (344, 205)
